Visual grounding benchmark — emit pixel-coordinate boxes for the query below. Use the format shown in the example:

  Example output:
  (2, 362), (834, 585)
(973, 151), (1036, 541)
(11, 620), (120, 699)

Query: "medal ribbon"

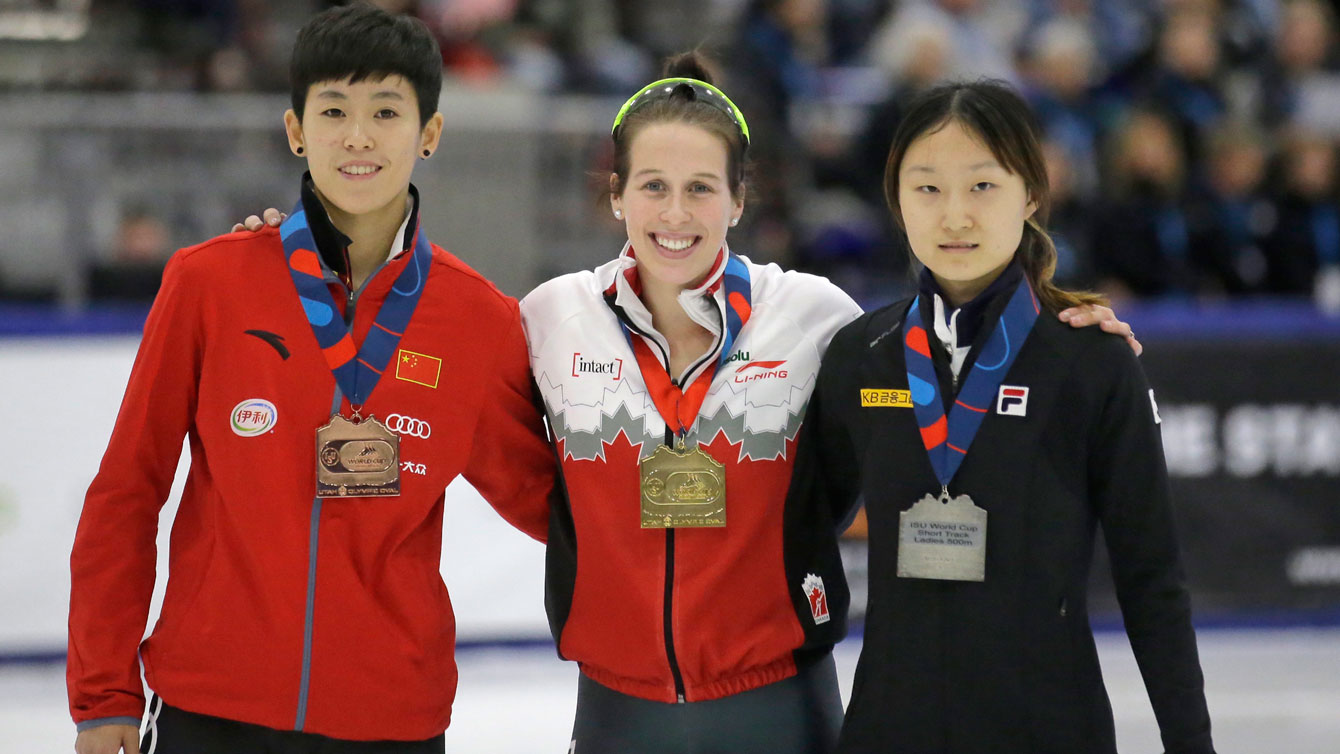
(903, 280), (1040, 486)
(625, 252), (752, 437)
(280, 200), (430, 407)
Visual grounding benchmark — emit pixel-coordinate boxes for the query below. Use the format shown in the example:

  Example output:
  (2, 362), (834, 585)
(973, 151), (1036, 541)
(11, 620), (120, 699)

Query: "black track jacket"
(787, 288), (1215, 754)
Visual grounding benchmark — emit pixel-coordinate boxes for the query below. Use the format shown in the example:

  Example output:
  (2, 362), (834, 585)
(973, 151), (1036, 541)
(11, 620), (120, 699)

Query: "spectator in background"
(86, 207), (172, 302)
(137, 0), (275, 91)
(1263, 131), (1340, 298)
(1020, 17), (1103, 201)
(1259, 0), (1340, 132)
(1138, 6), (1229, 168)
(1188, 123), (1275, 294)
(1042, 137), (1097, 287)
(727, 0), (832, 267)
(1092, 109), (1214, 299)
(864, 0), (1023, 85)
(507, 0), (649, 93)
(1019, 0), (1149, 76)
(851, 18), (951, 210)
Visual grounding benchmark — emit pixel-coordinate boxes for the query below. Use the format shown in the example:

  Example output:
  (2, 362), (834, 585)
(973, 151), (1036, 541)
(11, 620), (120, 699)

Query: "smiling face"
(611, 122), (744, 290)
(898, 119), (1036, 305)
(284, 75), (442, 228)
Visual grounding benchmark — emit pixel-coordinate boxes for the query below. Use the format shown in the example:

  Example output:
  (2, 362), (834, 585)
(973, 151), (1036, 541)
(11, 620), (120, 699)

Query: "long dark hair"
(610, 52), (748, 200)
(882, 80), (1105, 313)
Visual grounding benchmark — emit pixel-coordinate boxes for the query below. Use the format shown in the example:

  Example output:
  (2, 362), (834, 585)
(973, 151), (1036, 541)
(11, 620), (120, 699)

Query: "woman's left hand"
(1058, 304), (1142, 356)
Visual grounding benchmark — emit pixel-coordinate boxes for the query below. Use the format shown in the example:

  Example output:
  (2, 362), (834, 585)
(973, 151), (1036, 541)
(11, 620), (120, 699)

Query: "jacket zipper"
(613, 300), (727, 704)
(298, 254), (387, 727)
(296, 275), (358, 730)
(661, 379), (687, 702)
(642, 325), (688, 702)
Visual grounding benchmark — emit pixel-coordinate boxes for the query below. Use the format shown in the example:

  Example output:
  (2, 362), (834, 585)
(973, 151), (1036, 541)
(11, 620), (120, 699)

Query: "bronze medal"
(315, 414), (401, 498)
(896, 488), (987, 581)
(639, 437), (726, 528)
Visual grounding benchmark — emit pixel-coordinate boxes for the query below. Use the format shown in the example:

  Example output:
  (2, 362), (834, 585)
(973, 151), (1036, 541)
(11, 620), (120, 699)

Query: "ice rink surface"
(5, 627), (1337, 754)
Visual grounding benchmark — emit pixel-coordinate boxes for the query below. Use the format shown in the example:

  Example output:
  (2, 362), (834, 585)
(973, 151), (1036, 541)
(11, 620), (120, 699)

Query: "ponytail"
(1020, 217), (1106, 312)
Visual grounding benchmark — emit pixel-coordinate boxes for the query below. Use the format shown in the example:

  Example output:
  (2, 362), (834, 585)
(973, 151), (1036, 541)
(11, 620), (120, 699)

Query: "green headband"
(610, 77), (751, 148)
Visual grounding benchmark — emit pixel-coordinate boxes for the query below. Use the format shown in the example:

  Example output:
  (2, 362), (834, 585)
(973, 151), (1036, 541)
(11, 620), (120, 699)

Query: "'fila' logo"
(861, 389), (912, 407)
(997, 385), (1029, 417)
(802, 573), (831, 625)
(571, 353), (622, 380)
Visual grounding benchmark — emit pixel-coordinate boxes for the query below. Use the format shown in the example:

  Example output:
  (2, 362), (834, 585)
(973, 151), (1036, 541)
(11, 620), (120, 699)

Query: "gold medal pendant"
(896, 488), (987, 581)
(639, 436), (726, 528)
(315, 414), (401, 498)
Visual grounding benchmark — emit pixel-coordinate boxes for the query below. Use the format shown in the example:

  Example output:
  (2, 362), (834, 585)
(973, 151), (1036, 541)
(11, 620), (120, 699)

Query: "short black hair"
(290, 3), (442, 128)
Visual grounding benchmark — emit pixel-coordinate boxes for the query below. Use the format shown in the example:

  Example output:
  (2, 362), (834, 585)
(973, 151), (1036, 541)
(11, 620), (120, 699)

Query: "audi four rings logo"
(386, 413), (431, 439)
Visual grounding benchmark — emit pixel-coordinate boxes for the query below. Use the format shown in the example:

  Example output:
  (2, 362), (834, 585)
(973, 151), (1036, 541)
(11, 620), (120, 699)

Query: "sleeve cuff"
(76, 716), (142, 732)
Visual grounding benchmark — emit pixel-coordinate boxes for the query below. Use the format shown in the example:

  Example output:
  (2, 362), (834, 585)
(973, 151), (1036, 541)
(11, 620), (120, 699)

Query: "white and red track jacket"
(520, 244), (862, 703)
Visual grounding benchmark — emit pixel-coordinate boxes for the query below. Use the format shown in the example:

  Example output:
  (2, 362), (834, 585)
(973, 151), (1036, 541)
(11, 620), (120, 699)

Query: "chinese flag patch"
(395, 349), (441, 389)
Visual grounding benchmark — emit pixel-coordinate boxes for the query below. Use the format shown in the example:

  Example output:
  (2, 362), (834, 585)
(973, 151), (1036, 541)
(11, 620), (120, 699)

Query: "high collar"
(601, 241), (731, 383)
(603, 241), (730, 337)
(299, 173), (421, 280)
(917, 258), (1024, 349)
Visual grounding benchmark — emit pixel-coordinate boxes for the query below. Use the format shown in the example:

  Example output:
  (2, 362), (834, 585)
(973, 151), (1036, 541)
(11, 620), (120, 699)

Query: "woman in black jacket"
(788, 81), (1215, 753)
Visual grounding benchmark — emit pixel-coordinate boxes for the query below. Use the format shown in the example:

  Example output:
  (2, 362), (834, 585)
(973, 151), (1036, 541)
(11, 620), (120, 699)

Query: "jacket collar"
(917, 257), (1024, 351)
(601, 241), (730, 340)
(299, 174), (421, 281)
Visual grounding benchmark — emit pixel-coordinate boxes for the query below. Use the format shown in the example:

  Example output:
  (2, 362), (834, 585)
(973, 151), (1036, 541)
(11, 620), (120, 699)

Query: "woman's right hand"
(231, 207), (286, 233)
(74, 723), (139, 754)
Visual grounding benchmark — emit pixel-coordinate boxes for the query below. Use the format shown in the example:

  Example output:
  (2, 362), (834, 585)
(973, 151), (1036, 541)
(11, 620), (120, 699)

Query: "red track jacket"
(68, 224), (555, 741)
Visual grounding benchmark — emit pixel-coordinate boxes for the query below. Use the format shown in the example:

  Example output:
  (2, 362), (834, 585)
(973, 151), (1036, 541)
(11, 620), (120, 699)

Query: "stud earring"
(730, 217), (739, 227)
(422, 149), (431, 157)
(614, 210), (623, 219)
(296, 146), (304, 155)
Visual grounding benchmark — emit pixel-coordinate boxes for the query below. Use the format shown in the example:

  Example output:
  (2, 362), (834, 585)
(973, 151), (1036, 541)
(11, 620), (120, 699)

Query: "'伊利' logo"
(231, 399), (277, 437)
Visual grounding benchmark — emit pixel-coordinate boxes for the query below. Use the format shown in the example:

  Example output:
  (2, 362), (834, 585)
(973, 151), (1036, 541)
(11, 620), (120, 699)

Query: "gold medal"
(896, 487), (987, 581)
(315, 414), (401, 498)
(639, 436), (726, 528)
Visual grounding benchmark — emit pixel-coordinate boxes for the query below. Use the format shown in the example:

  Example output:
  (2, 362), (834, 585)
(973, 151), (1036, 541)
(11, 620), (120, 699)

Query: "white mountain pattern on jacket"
(538, 368), (813, 463)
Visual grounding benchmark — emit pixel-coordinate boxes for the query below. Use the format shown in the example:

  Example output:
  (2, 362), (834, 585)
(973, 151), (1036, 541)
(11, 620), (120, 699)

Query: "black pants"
(570, 651), (844, 754)
(140, 697), (445, 754)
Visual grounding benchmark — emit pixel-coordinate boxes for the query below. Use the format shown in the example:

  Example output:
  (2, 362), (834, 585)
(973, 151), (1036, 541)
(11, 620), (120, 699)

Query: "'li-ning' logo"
(733, 360), (788, 384)
(802, 573), (830, 625)
(571, 353), (622, 380)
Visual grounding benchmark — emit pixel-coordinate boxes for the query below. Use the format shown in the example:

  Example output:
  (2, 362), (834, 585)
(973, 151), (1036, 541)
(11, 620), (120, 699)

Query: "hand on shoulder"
(231, 207), (287, 233)
(1058, 303), (1142, 356)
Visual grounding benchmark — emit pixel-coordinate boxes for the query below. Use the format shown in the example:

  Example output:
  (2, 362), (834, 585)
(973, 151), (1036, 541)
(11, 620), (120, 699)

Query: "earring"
(730, 217), (739, 227)
(423, 149), (431, 157)
(296, 146), (304, 155)
(614, 210), (623, 219)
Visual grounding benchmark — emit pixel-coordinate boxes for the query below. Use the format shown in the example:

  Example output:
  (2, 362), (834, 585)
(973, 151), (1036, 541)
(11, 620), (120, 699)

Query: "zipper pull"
(676, 693), (686, 703)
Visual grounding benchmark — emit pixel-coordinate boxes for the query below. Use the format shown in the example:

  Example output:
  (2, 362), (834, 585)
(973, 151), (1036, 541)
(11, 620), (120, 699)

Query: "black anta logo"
(245, 330), (290, 360)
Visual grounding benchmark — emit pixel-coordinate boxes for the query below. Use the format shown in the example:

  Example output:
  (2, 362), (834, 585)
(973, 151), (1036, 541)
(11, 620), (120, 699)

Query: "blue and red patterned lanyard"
(903, 280), (1040, 487)
(280, 200), (430, 408)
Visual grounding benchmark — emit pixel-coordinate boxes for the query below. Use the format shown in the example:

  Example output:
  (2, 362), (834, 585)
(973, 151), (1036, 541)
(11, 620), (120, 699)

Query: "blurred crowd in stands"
(7, 0), (1340, 310)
